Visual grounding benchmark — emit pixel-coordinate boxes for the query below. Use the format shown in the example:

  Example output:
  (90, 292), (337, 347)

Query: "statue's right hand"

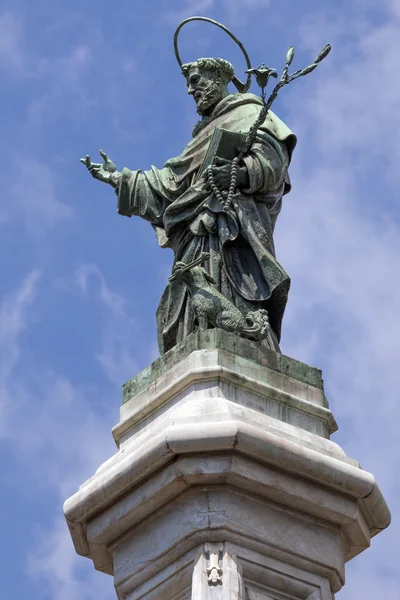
(80, 150), (119, 185)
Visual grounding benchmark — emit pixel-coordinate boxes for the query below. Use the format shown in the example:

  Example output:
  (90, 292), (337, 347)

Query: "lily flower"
(246, 63), (278, 90)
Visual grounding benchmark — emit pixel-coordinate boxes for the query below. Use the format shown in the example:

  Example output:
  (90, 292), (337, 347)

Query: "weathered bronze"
(169, 251), (271, 343)
(80, 17), (330, 354)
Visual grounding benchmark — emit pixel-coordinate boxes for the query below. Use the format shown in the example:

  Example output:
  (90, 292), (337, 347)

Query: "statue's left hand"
(211, 157), (249, 190)
(80, 150), (120, 186)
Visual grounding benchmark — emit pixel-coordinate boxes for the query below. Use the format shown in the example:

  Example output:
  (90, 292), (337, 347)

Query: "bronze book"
(196, 127), (246, 180)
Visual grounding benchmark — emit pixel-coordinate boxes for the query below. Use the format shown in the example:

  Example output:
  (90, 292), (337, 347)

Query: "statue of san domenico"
(81, 19), (330, 354)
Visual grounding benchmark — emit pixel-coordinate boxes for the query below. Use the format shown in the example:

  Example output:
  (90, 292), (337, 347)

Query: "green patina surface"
(81, 29), (331, 360)
(122, 329), (323, 405)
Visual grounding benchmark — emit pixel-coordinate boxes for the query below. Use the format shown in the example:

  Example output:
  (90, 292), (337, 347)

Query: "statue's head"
(181, 58), (234, 116)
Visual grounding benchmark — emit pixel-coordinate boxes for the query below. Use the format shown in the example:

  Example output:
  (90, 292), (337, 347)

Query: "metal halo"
(174, 16), (252, 93)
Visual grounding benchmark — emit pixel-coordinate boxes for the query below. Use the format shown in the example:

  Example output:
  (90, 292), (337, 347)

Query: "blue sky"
(0, 0), (399, 598)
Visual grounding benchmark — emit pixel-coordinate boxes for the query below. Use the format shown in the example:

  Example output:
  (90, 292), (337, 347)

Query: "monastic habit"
(116, 93), (296, 353)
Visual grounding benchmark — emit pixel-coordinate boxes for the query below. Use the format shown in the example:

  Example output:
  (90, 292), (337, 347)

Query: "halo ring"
(174, 16), (252, 93)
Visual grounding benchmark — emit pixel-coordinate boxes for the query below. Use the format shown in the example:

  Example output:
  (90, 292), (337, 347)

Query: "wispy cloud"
(0, 271), (117, 598)
(388, 0), (400, 17)
(0, 8), (96, 128)
(165, 0), (215, 22)
(25, 43), (95, 127)
(0, 10), (25, 72)
(292, 2), (400, 168)
(0, 270), (41, 407)
(73, 263), (139, 386)
(226, 0), (272, 24)
(164, 0), (271, 25)
(0, 159), (72, 234)
(0, 272), (117, 487)
(28, 518), (113, 600)
(276, 3), (400, 597)
(21, 373), (116, 600)
(19, 264), (138, 597)
(1, 2), (399, 599)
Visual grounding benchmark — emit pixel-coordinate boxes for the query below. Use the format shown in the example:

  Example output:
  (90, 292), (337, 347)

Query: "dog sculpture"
(169, 252), (270, 341)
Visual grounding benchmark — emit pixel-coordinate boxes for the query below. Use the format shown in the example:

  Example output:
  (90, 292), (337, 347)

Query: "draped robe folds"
(116, 93), (297, 354)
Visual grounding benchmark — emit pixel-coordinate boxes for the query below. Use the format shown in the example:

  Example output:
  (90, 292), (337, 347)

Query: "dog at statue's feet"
(170, 254), (270, 341)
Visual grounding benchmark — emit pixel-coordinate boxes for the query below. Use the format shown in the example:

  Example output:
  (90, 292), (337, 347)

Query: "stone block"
(64, 332), (390, 599)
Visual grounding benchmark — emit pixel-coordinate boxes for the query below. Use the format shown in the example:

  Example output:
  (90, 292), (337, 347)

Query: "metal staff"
(169, 252), (210, 282)
(238, 44), (332, 159)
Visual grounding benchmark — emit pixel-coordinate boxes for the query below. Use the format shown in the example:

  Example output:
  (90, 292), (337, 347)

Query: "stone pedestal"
(64, 330), (390, 599)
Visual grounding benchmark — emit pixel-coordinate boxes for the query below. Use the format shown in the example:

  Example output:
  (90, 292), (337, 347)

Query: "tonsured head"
(182, 57), (234, 116)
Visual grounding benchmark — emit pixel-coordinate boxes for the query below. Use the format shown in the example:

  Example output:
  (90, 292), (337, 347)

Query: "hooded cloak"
(117, 93), (296, 353)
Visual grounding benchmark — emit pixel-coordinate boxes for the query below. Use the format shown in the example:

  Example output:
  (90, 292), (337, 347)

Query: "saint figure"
(81, 57), (296, 353)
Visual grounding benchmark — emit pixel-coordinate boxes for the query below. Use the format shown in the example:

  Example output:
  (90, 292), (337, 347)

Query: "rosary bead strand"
(207, 156), (239, 212)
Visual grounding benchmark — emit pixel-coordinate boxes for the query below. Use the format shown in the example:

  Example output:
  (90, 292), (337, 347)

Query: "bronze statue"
(169, 252), (271, 342)
(81, 17), (330, 354)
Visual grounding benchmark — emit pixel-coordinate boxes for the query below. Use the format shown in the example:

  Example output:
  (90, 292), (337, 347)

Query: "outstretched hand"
(80, 150), (119, 185)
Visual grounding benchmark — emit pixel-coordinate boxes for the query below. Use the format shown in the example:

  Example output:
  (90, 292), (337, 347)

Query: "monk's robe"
(116, 92), (296, 353)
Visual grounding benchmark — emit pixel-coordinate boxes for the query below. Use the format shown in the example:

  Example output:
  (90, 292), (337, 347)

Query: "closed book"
(196, 127), (246, 180)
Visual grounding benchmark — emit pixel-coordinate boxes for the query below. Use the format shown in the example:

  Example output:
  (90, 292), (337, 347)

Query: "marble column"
(64, 330), (390, 600)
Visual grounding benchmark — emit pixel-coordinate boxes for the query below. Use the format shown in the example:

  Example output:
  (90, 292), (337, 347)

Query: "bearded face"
(187, 67), (224, 116)
(195, 79), (222, 115)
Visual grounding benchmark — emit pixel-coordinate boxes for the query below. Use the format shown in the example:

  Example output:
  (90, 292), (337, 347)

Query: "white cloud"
(2, 3), (399, 599)
(73, 264), (139, 385)
(25, 43), (94, 127)
(0, 272), (117, 598)
(225, 0), (272, 24)
(0, 159), (72, 234)
(0, 13), (94, 238)
(0, 272), (118, 489)
(1, 265), (137, 478)
(27, 517), (113, 600)
(292, 2), (400, 169)
(340, 564), (399, 600)
(165, 0), (215, 22)
(0, 270), (41, 415)
(165, 0), (271, 25)
(0, 10), (25, 71)
(275, 2), (400, 597)
(74, 264), (127, 316)
(20, 264), (139, 597)
(0, 10), (92, 90)
(0, 8), (96, 128)
(21, 374), (116, 600)
(384, 0), (400, 18)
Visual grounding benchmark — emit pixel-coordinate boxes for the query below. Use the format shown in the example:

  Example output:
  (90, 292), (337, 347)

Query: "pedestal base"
(64, 331), (390, 599)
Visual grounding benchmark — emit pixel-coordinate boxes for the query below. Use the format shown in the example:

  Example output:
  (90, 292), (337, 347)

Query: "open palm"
(80, 150), (118, 184)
